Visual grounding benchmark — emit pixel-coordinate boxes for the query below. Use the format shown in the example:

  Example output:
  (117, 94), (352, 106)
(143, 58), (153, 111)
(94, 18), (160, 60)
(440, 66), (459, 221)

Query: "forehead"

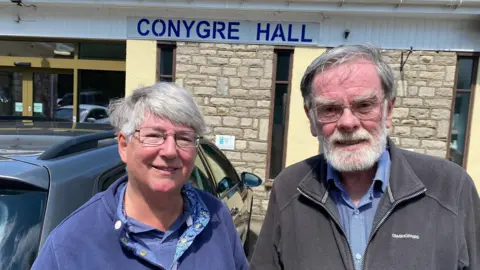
(139, 113), (193, 132)
(312, 58), (383, 100)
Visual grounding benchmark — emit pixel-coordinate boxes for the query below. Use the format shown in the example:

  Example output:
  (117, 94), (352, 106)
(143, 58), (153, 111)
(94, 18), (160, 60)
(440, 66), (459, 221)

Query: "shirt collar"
(115, 180), (204, 234)
(327, 149), (391, 193)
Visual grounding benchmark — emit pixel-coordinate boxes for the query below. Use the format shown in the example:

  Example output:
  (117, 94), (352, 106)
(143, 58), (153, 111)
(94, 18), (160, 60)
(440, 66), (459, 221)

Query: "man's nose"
(336, 108), (360, 132)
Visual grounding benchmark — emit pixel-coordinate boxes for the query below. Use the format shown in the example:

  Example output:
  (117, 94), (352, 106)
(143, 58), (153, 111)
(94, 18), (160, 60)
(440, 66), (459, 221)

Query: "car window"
(0, 189), (47, 269)
(189, 158), (215, 195)
(201, 143), (240, 197)
(98, 165), (127, 192)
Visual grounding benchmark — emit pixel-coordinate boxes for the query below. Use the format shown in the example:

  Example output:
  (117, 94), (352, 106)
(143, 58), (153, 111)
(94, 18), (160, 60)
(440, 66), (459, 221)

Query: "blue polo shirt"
(115, 182), (190, 269)
(327, 150), (391, 270)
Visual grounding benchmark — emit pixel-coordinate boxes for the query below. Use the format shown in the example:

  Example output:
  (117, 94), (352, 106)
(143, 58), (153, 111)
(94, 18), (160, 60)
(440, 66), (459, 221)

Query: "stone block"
(401, 138), (420, 147)
(204, 116), (222, 126)
(421, 140), (446, 149)
(412, 127), (436, 138)
(194, 86), (216, 95)
(419, 87), (435, 97)
(250, 108), (270, 117)
(214, 127), (243, 137)
(431, 109), (451, 120)
(210, 97), (235, 106)
(259, 119), (269, 141)
(249, 141), (268, 152)
(223, 116), (240, 126)
(223, 67), (237, 76)
(244, 129), (258, 139)
(242, 153), (267, 163)
(192, 56), (207, 65)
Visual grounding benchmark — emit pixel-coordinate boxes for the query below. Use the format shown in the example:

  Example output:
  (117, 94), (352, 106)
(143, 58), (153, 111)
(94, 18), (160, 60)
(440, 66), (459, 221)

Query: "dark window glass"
(201, 143), (240, 197)
(0, 41), (74, 58)
(0, 189), (47, 269)
(100, 166), (126, 192)
(159, 77), (173, 82)
(0, 71), (23, 116)
(456, 58), (474, 90)
(449, 91), (471, 166)
(189, 158), (215, 195)
(273, 84), (288, 125)
(79, 43), (126, 60)
(160, 47), (174, 76)
(275, 51), (291, 81)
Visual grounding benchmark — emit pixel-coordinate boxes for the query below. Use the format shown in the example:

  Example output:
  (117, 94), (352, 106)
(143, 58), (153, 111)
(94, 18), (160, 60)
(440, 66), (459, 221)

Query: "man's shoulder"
(397, 148), (473, 210)
(270, 155), (324, 202)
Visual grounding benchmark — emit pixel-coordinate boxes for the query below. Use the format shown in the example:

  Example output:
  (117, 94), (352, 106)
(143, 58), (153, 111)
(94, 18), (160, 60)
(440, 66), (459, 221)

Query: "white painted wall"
(0, 5), (479, 51)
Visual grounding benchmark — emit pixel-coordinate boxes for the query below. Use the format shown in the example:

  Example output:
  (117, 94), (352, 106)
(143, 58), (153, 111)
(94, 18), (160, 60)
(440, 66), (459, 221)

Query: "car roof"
(57, 104), (108, 110)
(0, 121), (115, 160)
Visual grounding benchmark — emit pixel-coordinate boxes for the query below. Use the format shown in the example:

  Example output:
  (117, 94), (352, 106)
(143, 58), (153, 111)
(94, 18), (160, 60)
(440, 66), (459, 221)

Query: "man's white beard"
(315, 111), (388, 172)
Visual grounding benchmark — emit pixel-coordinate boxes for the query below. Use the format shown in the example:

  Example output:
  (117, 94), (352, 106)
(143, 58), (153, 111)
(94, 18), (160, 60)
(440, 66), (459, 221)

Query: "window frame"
(266, 47), (294, 180)
(446, 53), (478, 167)
(94, 163), (127, 194)
(156, 42), (176, 82)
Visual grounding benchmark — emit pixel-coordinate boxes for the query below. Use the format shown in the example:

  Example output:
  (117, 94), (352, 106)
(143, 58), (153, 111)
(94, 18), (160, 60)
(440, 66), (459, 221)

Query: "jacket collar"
(297, 138), (426, 206)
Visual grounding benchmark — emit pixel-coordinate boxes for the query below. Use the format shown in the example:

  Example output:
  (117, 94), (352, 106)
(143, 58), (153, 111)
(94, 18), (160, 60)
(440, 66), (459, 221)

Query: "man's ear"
(118, 132), (129, 163)
(385, 98), (396, 129)
(304, 104), (318, 137)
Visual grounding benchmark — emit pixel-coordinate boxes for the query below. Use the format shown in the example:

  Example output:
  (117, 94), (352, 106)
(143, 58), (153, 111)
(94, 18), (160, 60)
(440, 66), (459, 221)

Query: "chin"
(148, 178), (183, 193)
(327, 144), (381, 172)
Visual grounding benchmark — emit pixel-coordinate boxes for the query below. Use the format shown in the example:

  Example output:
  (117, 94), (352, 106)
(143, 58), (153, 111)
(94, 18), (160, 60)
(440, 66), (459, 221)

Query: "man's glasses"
(312, 99), (382, 124)
(134, 127), (201, 148)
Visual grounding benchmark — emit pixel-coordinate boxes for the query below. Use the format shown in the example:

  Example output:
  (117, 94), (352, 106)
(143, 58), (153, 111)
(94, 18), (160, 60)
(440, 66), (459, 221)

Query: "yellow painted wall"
(125, 40), (157, 96)
(466, 67), (480, 189)
(285, 47), (326, 166)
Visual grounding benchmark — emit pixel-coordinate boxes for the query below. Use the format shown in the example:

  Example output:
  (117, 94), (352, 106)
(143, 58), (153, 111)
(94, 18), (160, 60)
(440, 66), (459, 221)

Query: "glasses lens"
(352, 101), (380, 120)
(316, 105), (342, 123)
(139, 128), (165, 145)
(175, 133), (198, 148)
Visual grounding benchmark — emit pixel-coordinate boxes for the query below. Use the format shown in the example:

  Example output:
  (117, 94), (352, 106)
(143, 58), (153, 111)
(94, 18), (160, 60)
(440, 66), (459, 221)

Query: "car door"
(198, 141), (250, 239)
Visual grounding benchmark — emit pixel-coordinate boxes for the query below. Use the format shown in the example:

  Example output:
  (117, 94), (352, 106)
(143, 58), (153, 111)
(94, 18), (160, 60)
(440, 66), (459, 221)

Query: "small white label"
(15, 102), (23, 112)
(34, 103), (43, 113)
(215, 135), (235, 150)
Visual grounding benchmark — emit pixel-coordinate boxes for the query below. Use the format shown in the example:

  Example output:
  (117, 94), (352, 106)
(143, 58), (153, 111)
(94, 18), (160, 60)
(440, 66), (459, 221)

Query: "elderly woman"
(32, 83), (248, 270)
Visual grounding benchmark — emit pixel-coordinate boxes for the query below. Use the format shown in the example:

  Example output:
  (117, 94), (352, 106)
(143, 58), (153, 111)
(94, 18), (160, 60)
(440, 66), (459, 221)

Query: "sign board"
(127, 17), (319, 46)
(215, 135), (235, 150)
(15, 102), (22, 113)
(34, 103), (43, 113)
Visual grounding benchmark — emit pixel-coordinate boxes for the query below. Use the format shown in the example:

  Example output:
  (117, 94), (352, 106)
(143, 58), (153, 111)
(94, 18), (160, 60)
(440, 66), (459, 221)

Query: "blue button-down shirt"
(327, 150), (391, 270)
(115, 181), (209, 269)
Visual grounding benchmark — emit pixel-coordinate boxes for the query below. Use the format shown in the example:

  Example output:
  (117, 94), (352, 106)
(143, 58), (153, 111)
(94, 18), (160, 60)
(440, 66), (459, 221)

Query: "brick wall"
(385, 50), (456, 158)
(175, 42), (274, 219)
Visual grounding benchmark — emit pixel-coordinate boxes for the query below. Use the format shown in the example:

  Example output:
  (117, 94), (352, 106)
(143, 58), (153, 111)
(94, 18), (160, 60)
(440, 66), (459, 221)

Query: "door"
(0, 68), (73, 119)
(199, 142), (250, 240)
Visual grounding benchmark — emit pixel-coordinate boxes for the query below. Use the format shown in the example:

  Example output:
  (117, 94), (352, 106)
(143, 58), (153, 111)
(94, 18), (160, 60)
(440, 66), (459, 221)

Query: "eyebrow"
(312, 90), (379, 106)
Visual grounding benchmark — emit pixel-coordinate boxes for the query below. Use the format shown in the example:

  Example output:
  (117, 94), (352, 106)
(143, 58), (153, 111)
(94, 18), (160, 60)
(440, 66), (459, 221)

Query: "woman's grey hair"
(300, 44), (396, 109)
(108, 82), (207, 137)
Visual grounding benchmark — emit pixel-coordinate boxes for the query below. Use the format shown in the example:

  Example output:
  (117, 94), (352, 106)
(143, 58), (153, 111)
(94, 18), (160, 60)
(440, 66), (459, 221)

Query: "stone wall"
(175, 42), (274, 219)
(384, 50), (456, 158)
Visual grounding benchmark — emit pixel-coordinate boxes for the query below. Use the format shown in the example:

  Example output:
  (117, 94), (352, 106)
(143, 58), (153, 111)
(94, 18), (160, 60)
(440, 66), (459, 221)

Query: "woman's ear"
(118, 132), (129, 163)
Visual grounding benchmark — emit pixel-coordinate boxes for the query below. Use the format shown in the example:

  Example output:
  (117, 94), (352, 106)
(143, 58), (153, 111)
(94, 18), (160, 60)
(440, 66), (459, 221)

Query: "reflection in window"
(449, 57), (477, 167)
(0, 189), (46, 270)
(78, 42), (126, 60)
(0, 41), (74, 58)
(157, 44), (176, 82)
(0, 71), (23, 116)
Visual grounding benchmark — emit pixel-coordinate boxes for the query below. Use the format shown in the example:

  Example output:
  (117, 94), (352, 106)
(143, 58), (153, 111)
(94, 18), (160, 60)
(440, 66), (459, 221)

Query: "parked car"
(57, 91), (109, 107)
(55, 104), (110, 124)
(0, 119), (262, 270)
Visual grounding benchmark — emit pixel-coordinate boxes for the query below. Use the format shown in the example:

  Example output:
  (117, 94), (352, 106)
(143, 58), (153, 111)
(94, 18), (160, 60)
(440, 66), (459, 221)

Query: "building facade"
(1, 0), (479, 220)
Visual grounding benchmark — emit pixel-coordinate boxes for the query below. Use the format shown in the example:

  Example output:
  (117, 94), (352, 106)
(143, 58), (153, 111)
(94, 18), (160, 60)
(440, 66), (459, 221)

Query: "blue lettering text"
(287, 24), (299, 42)
(213, 21), (226, 39)
(301, 24), (313, 42)
(256, 23), (270, 41)
(152, 19), (166, 37)
(182, 20), (195, 38)
(271, 24), (285, 42)
(228, 22), (240, 40)
(197, 21), (211, 39)
(137, 18), (150, 36)
(168, 20), (180, 37)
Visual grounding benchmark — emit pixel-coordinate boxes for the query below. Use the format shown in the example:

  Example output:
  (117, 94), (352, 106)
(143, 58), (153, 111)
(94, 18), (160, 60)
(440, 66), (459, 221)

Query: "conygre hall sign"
(127, 17), (320, 45)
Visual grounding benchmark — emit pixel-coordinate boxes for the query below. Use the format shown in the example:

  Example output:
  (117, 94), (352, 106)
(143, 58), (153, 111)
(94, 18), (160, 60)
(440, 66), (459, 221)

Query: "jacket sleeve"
(250, 184), (282, 270)
(220, 203), (249, 270)
(31, 238), (60, 270)
(458, 173), (480, 270)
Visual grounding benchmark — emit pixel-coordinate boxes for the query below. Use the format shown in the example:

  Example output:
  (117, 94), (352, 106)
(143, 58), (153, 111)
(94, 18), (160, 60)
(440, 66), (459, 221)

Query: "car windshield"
(0, 189), (47, 269)
(55, 108), (86, 120)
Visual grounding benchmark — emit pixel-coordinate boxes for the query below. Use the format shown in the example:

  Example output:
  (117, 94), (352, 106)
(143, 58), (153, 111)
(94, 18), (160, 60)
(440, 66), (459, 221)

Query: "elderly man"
(32, 83), (248, 269)
(250, 45), (479, 270)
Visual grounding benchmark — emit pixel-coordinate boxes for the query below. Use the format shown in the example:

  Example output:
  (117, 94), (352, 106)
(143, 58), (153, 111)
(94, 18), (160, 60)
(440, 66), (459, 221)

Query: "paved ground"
(246, 219), (264, 261)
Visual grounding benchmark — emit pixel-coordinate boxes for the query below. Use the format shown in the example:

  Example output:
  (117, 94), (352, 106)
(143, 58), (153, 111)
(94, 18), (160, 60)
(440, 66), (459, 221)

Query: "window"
(201, 143), (241, 197)
(448, 55), (478, 167)
(267, 49), (293, 179)
(0, 188), (47, 269)
(157, 43), (176, 82)
(98, 165), (127, 192)
(189, 158), (215, 195)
